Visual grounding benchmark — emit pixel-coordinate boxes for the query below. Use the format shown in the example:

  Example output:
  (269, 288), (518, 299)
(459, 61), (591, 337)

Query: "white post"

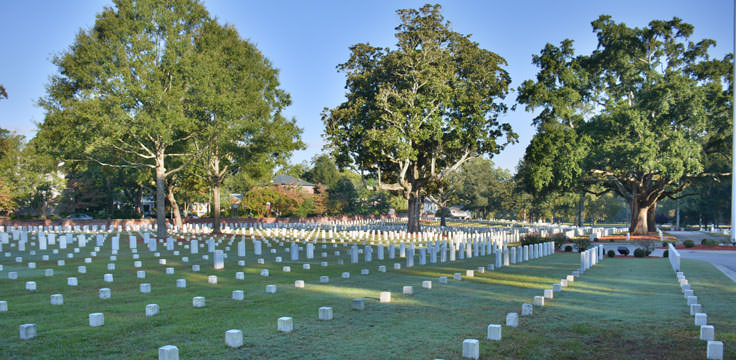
(732, 1), (736, 244)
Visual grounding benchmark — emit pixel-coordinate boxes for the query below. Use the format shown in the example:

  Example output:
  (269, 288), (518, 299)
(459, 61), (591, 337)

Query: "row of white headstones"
(2, 227), (558, 359)
(159, 241), (562, 360)
(669, 244), (724, 360)
(459, 245), (605, 359)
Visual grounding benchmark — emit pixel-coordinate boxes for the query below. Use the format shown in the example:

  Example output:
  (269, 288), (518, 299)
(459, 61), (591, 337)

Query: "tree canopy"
(323, 4), (515, 232)
(518, 15), (732, 234)
(36, 0), (300, 236)
(191, 20), (302, 233)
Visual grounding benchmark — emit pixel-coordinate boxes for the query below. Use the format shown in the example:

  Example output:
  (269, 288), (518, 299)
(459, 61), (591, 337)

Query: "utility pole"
(732, 1), (736, 243)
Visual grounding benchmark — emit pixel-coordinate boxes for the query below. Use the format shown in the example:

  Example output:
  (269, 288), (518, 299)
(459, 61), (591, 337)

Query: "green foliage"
(574, 237), (591, 252)
(328, 177), (358, 215)
(657, 173), (730, 227)
(517, 15), (733, 234)
(278, 162), (310, 180)
(304, 154), (340, 189)
(519, 232), (567, 250)
(323, 4), (514, 231)
(700, 238), (719, 247)
(520, 233), (546, 246)
(565, 246), (573, 252)
(189, 19), (303, 231)
(450, 158), (516, 219)
(0, 130), (65, 218)
(0, 129), (24, 214)
(633, 248), (646, 258)
(585, 192), (628, 224)
(607, 250), (616, 258)
(663, 250), (669, 258)
(294, 197), (314, 218)
(244, 185), (329, 218)
(635, 238), (656, 255)
(36, 0), (222, 236)
(683, 240), (695, 248)
(550, 233), (568, 250)
(242, 187), (284, 217)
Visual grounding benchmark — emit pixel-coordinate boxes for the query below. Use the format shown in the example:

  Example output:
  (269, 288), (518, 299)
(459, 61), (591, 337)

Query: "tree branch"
(87, 155), (154, 169)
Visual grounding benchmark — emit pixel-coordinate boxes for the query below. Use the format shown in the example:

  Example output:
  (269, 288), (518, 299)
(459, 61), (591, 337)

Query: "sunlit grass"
(0, 232), (733, 359)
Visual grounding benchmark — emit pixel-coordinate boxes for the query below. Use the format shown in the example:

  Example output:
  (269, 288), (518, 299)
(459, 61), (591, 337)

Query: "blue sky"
(0, 0), (732, 173)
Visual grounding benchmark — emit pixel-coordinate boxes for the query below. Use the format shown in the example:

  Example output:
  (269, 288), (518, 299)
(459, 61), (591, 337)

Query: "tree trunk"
(440, 206), (447, 227)
(155, 152), (167, 240)
(647, 201), (657, 233)
(106, 177), (114, 219)
(628, 200), (649, 235)
(166, 185), (182, 230)
(135, 185), (142, 217)
(407, 191), (422, 233)
(41, 199), (47, 220)
(576, 192), (585, 227)
(212, 181), (222, 234)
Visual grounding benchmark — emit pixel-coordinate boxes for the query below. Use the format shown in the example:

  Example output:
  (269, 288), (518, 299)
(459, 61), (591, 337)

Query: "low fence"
(667, 242), (680, 272)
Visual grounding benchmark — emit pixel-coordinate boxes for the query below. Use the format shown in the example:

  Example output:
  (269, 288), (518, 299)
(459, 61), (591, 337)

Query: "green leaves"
(518, 14), (732, 233)
(323, 4), (514, 195)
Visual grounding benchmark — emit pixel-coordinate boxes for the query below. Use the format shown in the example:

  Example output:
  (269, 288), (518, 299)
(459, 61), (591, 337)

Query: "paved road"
(667, 231), (736, 283)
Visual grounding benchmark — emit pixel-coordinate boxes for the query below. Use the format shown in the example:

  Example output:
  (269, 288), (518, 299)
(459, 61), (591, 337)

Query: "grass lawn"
(0, 233), (733, 359)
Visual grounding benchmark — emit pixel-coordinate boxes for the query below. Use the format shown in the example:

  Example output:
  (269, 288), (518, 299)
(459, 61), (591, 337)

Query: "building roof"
(272, 174), (315, 187)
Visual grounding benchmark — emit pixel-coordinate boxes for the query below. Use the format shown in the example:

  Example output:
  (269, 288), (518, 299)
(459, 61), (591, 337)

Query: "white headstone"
(462, 339), (479, 359)
(89, 312), (104, 327)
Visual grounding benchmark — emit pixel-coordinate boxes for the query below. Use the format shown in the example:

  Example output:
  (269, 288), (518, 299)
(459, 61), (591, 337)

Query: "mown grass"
(0, 233), (733, 359)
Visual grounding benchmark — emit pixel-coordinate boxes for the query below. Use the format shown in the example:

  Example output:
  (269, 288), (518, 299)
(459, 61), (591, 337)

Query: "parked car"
(66, 214), (93, 220)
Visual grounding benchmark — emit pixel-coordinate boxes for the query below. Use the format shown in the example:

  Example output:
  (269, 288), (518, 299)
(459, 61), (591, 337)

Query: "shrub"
(550, 233), (568, 250)
(575, 237), (592, 252)
(520, 233), (545, 246)
(564, 245), (573, 252)
(663, 250), (669, 258)
(633, 248), (646, 257)
(635, 238), (655, 255)
(683, 240), (695, 248)
(617, 247), (630, 256)
(701, 239), (719, 247)
(607, 250), (615, 258)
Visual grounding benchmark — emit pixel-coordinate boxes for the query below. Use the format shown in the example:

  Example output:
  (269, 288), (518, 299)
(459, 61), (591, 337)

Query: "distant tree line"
(1, 3), (731, 237)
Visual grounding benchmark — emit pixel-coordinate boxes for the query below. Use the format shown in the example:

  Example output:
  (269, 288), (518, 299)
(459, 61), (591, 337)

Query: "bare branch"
(438, 150), (473, 180)
(110, 142), (155, 160)
(684, 172), (731, 179)
(171, 131), (198, 145)
(584, 188), (611, 196)
(87, 156), (154, 169)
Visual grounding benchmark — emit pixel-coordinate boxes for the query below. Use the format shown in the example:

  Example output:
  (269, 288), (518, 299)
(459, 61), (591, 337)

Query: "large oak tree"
(191, 22), (302, 234)
(38, 0), (300, 238)
(518, 16), (732, 234)
(38, 0), (213, 238)
(323, 4), (515, 232)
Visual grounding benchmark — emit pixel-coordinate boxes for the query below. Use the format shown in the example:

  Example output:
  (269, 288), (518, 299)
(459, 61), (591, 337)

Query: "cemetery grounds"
(0, 226), (734, 359)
